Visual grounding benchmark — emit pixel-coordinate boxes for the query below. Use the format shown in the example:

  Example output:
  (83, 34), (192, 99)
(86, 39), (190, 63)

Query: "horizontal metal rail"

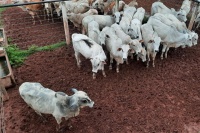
(0, 0), (69, 8)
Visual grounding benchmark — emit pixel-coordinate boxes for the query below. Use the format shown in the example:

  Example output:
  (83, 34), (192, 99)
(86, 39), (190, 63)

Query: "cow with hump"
(72, 33), (107, 79)
(19, 82), (94, 131)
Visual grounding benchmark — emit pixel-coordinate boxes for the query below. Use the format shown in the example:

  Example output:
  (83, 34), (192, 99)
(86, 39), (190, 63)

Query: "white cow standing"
(141, 23), (161, 67)
(72, 33), (107, 79)
(147, 15), (192, 59)
(151, 1), (187, 22)
(82, 15), (115, 35)
(19, 82), (94, 130)
(88, 20), (100, 44)
(101, 27), (132, 72)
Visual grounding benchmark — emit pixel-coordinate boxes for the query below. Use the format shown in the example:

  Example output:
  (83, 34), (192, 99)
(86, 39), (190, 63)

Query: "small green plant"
(5, 42), (66, 67)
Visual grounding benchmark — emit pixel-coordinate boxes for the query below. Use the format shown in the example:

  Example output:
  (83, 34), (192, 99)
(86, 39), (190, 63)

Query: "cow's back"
(19, 82), (55, 113)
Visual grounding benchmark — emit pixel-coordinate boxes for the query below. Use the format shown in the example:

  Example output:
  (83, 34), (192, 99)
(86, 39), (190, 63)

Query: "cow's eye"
(82, 100), (87, 103)
(97, 63), (100, 66)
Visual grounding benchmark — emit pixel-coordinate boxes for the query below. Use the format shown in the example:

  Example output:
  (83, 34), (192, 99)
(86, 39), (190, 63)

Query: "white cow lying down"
(19, 82), (94, 130)
(72, 33), (107, 79)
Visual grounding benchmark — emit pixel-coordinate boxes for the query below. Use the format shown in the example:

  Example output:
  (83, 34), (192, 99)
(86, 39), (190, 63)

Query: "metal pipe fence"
(0, 0), (73, 48)
(0, 0), (187, 49)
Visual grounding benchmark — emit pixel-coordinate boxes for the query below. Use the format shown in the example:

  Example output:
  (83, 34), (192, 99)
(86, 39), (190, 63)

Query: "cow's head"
(117, 44), (133, 63)
(71, 88), (94, 108)
(191, 31), (198, 46)
(184, 33), (193, 47)
(137, 47), (147, 62)
(148, 36), (161, 52)
(128, 39), (143, 54)
(90, 51), (107, 73)
(98, 31), (106, 46)
(55, 89), (94, 113)
(113, 12), (123, 24)
(176, 10), (187, 22)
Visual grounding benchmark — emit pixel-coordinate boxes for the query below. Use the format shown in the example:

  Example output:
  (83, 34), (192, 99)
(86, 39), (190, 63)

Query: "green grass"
(0, 7), (7, 27)
(5, 42), (66, 67)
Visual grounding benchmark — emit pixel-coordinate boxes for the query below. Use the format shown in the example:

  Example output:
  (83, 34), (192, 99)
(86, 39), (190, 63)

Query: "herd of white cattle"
(20, 0), (195, 79)
(68, 0), (199, 79)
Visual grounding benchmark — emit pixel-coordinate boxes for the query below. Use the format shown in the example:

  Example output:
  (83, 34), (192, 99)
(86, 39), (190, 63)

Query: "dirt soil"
(1, 0), (200, 133)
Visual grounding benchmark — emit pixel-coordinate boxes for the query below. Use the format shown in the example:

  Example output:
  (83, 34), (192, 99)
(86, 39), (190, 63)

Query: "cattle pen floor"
(2, 0), (200, 133)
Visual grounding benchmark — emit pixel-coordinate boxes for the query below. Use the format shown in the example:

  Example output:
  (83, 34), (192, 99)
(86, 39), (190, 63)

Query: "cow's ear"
(103, 0), (107, 2)
(71, 88), (78, 93)
(139, 40), (144, 43)
(102, 61), (106, 64)
(117, 48), (122, 51)
(129, 49), (134, 53)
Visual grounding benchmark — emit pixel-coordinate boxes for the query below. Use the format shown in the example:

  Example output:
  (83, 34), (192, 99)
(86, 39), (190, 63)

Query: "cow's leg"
(50, 7), (54, 23)
(109, 54), (113, 70)
(137, 54), (139, 61)
(146, 51), (150, 68)
(152, 52), (157, 67)
(161, 44), (167, 60)
(35, 110), (47, 122)
(55, 116), (62, 131)
(165, 47), (170, 59)
(74, 52), (81, 68)
(102, 64), (106, 77)
(126, 59), (129, 65)
(82, 26), (86, 35)
(36, 12), (42, 24)
(65, 117), (73, 129)
(30, 14), (36, 25)
(93, 73), (96, 79)
(116, 62), (120, 73)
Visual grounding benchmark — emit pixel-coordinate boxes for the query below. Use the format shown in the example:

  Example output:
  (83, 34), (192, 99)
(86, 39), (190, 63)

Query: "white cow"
(72, 33), (107, 79)
(82, 15), (115, 35)
(141, 23), (161, 67)
(153, 13), (188, 34)
(133, 7), (145, 23)
(147, 16), (192, 59)
(61, 1), (90, 14)
(180, 0), (191, 16)
(88, 20), (100, 44)
(67, 9), (98, 29)
(111, 23), (142, 53)
(111, 23), (144, 63)
(128, 18), (142, 40)
(119, 16), (133, 36)
(53, 2), (62, 17)
(151, 1), (187, 22)
(127, 0), (138, 7)
(101, 27), (132, 72)
(123, 6), (137, 21)
(19, 82), (94, 130)
(44, 1), (54, 22)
